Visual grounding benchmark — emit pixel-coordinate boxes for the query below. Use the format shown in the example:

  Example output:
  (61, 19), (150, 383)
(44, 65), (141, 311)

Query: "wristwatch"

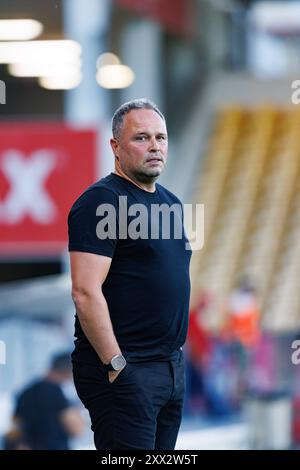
(103, 354), (127, 371)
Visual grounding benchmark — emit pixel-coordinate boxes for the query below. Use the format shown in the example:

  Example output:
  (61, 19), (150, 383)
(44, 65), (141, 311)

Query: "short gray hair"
(112, 98), (165, 140)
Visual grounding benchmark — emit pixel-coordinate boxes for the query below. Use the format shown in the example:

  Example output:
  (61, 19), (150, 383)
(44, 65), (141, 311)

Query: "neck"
(46, 371), (61, 383)
(114, 166), (156, 193)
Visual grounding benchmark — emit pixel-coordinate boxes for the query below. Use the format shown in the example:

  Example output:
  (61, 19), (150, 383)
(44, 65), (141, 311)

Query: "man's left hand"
(108, 368), (124, 383)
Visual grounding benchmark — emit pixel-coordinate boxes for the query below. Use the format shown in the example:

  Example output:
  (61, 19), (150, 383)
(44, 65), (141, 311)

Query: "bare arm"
(70, 251), (122, 365)
(60, 407), (85, 437)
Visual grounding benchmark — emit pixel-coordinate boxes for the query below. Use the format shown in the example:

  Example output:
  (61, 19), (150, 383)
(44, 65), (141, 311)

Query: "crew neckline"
(110, 172), (159, 196)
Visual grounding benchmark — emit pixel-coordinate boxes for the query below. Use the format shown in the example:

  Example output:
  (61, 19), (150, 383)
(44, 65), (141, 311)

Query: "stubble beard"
(133, 164), (164, 184)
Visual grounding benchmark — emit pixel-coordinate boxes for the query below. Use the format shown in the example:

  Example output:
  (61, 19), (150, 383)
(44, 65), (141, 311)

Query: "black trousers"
(72, 350), (185, 450)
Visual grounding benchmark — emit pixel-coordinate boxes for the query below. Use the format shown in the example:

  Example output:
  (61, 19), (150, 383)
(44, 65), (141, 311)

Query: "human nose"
(149, 136), (160, 151)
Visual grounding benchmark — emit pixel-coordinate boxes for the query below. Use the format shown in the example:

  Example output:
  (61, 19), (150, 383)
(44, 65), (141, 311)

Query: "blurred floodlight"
(96, 64), (135, 89)
(38, 73), (82, 90)
(96, 52), (120, 69)
(0, 40), (81, 64)
(8, 61), (81, 78)
(0, 19), (43, 40)
(250, 2), (300, 33)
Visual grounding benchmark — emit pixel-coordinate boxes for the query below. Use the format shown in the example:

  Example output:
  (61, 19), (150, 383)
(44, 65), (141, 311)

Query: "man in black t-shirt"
(12, 353), (84, 450)
(68, 98), (191, 450)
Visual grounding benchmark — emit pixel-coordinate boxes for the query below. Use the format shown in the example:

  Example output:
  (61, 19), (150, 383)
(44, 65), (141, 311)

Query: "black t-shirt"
(15, 380), (71, 450)
(68, 172), (191, 363)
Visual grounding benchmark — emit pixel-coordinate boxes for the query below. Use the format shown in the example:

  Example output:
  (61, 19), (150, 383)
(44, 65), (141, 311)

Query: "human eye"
(135, 135), (147, 141)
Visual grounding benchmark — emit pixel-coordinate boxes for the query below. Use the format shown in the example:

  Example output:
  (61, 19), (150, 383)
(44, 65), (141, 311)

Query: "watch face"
(111, 355), (126, 370)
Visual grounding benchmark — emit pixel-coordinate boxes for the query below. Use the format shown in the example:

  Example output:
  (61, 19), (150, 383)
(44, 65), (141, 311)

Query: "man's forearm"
(73, 290), (121, 364)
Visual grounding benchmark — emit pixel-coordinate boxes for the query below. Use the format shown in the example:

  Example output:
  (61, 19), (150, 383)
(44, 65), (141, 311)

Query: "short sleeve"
(14, 383), (70, 418)
(68, 187), (119, 258)
(52, 386), (70, 413)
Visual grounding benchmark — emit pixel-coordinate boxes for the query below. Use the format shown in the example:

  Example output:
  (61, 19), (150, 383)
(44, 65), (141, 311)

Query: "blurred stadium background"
(1, 0), (300, 450)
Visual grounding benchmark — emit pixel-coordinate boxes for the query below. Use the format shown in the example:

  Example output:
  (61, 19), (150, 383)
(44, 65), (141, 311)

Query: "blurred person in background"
(223, 277), (260, 349)
(68, 98), (191, 450)
(185, 291), (212, 415)
(222, 277), (261, 403)
(186, 291), (238, 417)
(4, 352), (84, 450)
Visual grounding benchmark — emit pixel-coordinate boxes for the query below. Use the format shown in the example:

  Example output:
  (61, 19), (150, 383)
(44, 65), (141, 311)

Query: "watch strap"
(103, 362), (115, 371)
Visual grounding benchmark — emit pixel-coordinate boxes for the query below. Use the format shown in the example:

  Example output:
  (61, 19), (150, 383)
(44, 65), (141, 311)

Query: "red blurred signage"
(0, 123), (97, 256)
(115, 0), (193, 35)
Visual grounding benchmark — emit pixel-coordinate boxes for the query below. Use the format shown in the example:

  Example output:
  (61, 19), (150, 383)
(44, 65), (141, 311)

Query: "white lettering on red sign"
(0, 150), (57, 224)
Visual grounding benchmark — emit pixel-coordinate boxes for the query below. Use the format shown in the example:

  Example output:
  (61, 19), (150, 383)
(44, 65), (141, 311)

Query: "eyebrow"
(134, 131), (167, 137)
